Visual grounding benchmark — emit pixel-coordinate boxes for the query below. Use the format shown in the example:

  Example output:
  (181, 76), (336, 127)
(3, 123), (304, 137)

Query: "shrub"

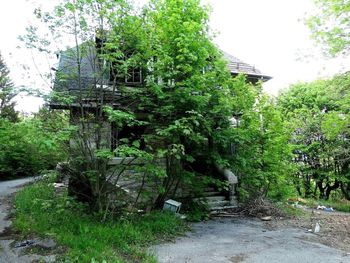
(0, 117), (69, 178)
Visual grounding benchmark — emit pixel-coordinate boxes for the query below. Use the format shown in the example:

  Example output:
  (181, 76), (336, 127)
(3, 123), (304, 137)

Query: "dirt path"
(152, 217), (350, 263)
(0, 177), (56, 263)
(267, 209), (350, 252)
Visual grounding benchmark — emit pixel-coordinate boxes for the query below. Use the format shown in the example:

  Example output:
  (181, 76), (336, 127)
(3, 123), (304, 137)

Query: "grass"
(14, 179), (188, 262)
(274, 202), (307, 217)
(304, 198), (350, 213)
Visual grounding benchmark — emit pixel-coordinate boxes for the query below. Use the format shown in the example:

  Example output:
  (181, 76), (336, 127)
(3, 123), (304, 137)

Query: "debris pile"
(235, 197), (286, 218)
(213, 197), (286, 219)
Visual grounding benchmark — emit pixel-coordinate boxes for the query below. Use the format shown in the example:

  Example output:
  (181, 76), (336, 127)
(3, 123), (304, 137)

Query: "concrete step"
(207, 200), (230, 207)
(209, 204), (238, 211)
(194, 196), (226, 202)
(202, 191), (222, 197)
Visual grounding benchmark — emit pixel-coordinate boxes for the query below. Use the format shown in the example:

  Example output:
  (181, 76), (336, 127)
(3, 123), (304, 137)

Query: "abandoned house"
(50, 38), (271, 211)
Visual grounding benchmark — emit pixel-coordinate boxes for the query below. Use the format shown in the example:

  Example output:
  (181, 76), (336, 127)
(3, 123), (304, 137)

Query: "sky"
(1, 0), (350, 112)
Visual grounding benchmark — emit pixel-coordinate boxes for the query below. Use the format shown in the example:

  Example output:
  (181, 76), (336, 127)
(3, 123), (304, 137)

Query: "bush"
(0, 117), (68, 178)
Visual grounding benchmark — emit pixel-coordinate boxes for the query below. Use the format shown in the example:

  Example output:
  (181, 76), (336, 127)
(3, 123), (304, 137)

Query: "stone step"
(209, 205), (238, 211)
(194, 196), (226, 202)
(207, 200), (230, 207)
(202, 191), (222, 197)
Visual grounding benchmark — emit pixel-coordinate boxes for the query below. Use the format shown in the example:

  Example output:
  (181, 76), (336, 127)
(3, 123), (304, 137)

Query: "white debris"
(52, 183), (66, 188)
(314, 222), (320, 233)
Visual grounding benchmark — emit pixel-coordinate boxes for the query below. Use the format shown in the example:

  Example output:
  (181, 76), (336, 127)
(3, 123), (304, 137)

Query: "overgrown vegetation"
(278, 73), (350, 201)
(14, 177), (187, 262)
(0, 0), (349, 260)
(0, 109), (70, 179)
(18, 0), (293, 215)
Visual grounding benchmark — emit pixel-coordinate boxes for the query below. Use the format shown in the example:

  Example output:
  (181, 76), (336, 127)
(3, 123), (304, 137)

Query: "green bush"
(0, 117), (68, 178)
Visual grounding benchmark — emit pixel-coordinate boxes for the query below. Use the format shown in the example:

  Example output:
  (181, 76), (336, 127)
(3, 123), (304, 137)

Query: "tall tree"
(0, 52), (18, 121)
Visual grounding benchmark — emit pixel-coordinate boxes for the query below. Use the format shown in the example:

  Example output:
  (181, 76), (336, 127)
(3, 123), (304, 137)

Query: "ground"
(1, 178), (350, 263)
(152, 216), (350, 263)
(266, 209), (350, 252)
(0, 177), (56, 263)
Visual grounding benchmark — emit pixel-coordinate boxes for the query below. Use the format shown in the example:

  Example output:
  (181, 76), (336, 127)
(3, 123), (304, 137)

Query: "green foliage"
(14, 180), (187, 262)
(0, 110), (70, 178)
(185, 200), (210, 222)
(0, 52), (18, 122)
(278, 73), (350, 200)
(229, 89), (295, 200)
(21, 0), (296, 209)
(307, 0), (350, 56)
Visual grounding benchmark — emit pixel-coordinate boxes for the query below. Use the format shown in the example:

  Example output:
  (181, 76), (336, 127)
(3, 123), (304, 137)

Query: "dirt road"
(0, 177), (55, 263)
(153, 217), (350, 263)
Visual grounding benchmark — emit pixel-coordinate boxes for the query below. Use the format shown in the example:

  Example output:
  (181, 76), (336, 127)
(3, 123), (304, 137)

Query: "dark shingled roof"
(54, 47), (272, 92)
(223, 51), (272, 82)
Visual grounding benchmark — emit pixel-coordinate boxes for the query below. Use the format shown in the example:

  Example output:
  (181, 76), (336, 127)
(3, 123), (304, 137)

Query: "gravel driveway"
(152, 217), (350, 263)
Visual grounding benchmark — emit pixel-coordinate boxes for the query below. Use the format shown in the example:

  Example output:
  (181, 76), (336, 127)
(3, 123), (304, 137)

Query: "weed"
(14, 180), (187, 262)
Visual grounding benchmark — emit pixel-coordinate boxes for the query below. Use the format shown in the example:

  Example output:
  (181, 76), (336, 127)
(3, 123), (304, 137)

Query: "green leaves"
(307, 0), (350, 56)
(0, 113), (69, 178)
(103, 106), (147, 128)
(278, 72), (350, 199)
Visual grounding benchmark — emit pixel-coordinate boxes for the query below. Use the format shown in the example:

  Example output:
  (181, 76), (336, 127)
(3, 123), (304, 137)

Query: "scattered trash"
(53, 183), (66, 188)
(15, 240), (35, 248)
(260, 216), (272, 221)
(292, 203), (304, 209)
(314, 222), (321, 233)
(163, 199), (182, 213)
(175, 213), (187, 219)
(317, 205), (334, 212)
(307, 229), (313, 233)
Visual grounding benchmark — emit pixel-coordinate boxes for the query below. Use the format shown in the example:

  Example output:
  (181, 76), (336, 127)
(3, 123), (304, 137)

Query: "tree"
(278, 75), (350, 200)
(0, 52), (18, 122)
(307, 0), (350, 56)
(228, 84), (294, 200)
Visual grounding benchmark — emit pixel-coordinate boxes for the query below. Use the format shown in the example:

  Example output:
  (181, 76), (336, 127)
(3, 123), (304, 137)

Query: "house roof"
(222, 51), (272, 82)
(54, 47), (272, 92)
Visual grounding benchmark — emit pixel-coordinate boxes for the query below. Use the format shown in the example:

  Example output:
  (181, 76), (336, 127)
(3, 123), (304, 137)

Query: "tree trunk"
(324, 180), (340, 200)
(341, 182), (350, 200)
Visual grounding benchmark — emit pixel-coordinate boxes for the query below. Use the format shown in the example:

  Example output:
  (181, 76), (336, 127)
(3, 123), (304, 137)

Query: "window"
(109, 63), (142, 84)
(126, 68), (142, 83)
